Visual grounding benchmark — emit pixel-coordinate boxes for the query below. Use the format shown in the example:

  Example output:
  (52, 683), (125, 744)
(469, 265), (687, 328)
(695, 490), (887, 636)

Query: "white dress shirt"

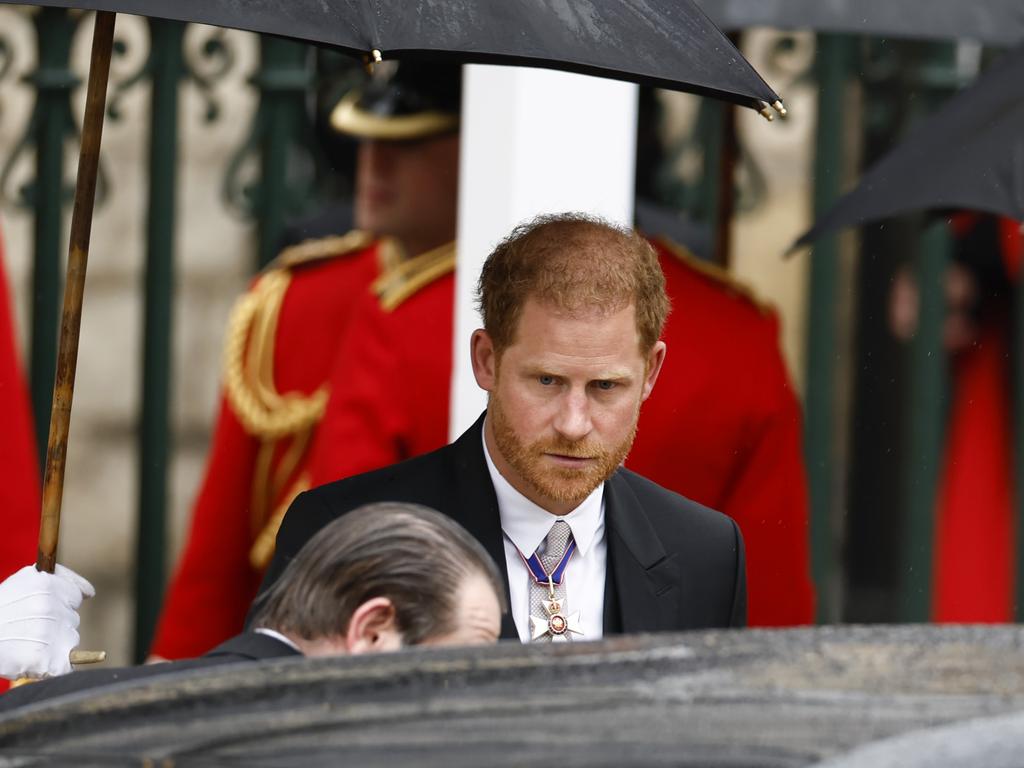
(482, 429), (607, 642)
(253, 627), (301, 652)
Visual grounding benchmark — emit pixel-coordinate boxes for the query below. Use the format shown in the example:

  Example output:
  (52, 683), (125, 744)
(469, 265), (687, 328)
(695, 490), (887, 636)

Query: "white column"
(450, 66), (638, 438)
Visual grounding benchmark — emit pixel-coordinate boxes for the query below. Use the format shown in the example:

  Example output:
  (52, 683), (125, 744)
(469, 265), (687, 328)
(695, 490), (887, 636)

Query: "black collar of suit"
(206, 631), (303, 661)
(447, 413), (680, 640)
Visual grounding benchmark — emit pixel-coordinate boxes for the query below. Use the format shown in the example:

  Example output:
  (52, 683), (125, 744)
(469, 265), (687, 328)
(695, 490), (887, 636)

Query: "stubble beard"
(489, 395), (639, 510)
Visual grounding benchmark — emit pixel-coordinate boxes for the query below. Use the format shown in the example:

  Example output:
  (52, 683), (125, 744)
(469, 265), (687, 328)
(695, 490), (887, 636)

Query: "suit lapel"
(603, 472), (680, 634)
(444, 413), (518, 640)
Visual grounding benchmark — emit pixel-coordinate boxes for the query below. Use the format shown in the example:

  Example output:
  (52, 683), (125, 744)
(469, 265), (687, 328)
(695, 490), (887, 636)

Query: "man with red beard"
(260, 213), (746, 641)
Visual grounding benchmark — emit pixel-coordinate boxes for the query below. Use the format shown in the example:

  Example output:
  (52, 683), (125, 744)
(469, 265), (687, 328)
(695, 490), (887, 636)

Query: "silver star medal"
(529, 578), (584, 642)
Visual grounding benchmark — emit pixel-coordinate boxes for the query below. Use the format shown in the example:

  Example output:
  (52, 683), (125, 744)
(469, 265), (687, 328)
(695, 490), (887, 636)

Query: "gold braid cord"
(222, 270), (328, 440)
(223, 269), (329, 551)
(250, 473), (311, 570)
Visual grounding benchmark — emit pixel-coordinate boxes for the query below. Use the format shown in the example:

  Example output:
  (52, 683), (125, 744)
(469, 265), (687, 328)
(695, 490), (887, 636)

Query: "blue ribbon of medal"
(517, 538), (577, 586)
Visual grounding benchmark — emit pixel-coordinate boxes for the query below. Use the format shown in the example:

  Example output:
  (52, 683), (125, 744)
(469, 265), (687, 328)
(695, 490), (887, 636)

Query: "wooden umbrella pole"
(36, 11), (116, 574)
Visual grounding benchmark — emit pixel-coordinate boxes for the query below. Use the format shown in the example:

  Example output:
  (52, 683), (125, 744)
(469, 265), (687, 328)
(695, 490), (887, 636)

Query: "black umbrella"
(0, 1), (784, 114)
(794, 42), (1024, 248)
(706, 0), (1024, 46)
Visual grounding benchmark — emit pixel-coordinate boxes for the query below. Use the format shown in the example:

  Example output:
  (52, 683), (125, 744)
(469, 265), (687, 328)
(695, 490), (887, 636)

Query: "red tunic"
(0, 226), (40, 570)
(932, 216), (1022, 622)
(306, 268), (455, 486)
(150, 234), (383, 659)
(932, 321), (1013, 621)
(628, 241), (814, 626)
(0, 223), (41, 693)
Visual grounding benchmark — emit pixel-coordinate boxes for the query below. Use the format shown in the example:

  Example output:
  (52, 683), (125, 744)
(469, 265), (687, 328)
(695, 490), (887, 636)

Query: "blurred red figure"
(0, 223), (41, 581)
(306, 238), (816, 627)
(0, 220), (42, 693)
(149, 234), (385, 659)
(932, 215), (1022, 622)
(150, 62), (462, 659)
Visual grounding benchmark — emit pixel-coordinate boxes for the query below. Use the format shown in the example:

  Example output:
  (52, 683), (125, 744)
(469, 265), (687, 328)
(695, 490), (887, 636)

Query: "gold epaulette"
(371, 241), (456, 311)
(655, 236), (772, 315)
(268, 229), (375, 272)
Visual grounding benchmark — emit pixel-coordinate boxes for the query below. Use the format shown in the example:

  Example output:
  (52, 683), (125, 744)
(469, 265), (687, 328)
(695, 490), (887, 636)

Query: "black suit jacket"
(261, 413), (746, 639)
(0, 632), (299, 714)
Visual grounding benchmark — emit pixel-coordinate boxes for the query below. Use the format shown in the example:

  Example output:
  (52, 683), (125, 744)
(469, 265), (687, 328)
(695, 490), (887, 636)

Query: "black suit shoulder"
(265, 443), (457, 590)
(617, 467), (741, 545)
(0, 634), (297, 716)
(613, 467), (747, 628)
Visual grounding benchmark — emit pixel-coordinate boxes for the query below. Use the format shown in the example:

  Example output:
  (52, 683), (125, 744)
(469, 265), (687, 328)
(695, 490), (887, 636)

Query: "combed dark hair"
(477, 212), (670, 355)
(251, 503), (506, 644)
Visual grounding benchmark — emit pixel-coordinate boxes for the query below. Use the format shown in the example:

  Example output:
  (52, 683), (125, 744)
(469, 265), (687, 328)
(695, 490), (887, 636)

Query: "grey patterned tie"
(528, 520), (582, 642)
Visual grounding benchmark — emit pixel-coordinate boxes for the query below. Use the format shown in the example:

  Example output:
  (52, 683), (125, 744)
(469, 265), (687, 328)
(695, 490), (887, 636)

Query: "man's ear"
(470, 329), (497, 391)
(640, 340), (667, 402)
(345, 597), (403, 655)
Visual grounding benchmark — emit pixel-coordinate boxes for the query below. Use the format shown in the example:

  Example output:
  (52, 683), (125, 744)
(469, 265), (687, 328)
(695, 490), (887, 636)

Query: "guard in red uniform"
(302, 236), (816, 626)
(150, 62), (463, 659)
(0, 221), (42, 694)
(932, 214), (1022, 622)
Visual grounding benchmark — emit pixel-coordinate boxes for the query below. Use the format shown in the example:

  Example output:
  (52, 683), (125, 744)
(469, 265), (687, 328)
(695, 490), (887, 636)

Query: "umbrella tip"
(365, 49), (384, 74)
(758, 103), (775, 122)
(772, 99), (787, 118)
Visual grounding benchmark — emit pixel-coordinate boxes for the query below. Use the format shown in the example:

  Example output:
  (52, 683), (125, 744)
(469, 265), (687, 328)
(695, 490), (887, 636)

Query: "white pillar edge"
(450, 65), (638, 439)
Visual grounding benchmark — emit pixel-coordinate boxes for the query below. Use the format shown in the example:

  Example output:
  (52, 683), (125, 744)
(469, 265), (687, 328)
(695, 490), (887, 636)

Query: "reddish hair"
(477, 213), (669, 354)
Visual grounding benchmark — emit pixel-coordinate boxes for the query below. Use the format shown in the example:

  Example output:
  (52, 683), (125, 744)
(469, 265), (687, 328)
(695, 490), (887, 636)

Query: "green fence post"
(805, 34), (853, 623)
(133, 18), (184, 662)
(894, 42), (956, 623)
(252, 37), (311, 268)
(899, 222), (950, 621)
(685, 100), (724, 259)
(26, 8), (78, 470)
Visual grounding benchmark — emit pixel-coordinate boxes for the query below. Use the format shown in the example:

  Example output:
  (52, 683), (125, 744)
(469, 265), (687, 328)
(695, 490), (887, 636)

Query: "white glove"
(0, 564), (95, 679)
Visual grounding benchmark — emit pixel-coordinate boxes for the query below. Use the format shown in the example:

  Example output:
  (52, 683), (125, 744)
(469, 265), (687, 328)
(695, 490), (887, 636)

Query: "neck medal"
(522, 540), (584, 642)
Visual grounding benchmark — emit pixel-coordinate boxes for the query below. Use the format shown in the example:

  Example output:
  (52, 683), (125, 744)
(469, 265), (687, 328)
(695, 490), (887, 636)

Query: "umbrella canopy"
(794, 42), (1024, 248)
(707, 0), (1024, 46)
(0, 0), (783, 114)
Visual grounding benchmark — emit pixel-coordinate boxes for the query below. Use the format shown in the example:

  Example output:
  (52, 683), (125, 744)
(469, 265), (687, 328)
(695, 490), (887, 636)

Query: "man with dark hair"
(264, 213), (746, 643)
(0, 503), (503, 712)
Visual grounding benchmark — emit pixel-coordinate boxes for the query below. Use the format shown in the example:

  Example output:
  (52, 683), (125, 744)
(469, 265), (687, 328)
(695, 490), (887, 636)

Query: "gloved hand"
(0, 564), (95, 679)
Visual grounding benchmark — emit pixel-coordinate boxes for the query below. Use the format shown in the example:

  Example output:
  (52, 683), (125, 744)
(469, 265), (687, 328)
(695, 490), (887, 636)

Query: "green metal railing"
(804, 34), (855, 624)
(898, 222), (950, 620)
(25, 9), (79, 470)
(133, 17), (184, 663)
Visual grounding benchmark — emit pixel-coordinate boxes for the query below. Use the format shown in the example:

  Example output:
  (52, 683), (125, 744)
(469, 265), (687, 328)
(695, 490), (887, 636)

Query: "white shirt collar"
(481, 420), (604, 559)
(253, 627), (301, 652)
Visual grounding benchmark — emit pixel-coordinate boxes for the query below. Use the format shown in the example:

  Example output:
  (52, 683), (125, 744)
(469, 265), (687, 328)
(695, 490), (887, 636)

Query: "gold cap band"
(330, 89), (459, 141)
